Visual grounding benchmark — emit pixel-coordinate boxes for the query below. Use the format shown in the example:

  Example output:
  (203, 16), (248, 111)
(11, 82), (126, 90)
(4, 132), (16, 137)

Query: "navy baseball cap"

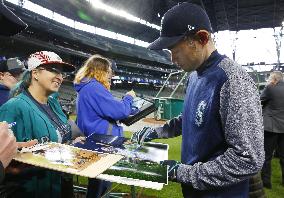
(0, 0), (27, 36)
(148, 2), (212, 50)
(0, 58), (25, 74)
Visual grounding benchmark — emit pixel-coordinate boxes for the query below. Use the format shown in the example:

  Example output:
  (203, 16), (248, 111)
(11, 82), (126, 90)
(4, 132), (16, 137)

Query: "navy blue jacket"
(0, 84), (10, 107)
(158, 51), (264, 197)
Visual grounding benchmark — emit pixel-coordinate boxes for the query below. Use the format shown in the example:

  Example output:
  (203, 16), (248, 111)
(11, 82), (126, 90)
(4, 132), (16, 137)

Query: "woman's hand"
(72, 136), (86, 144)
(126, 90), (136, 98)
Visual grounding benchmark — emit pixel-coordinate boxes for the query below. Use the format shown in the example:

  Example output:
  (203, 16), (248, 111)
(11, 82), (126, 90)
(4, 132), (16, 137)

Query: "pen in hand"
(8, 122), (16, 128)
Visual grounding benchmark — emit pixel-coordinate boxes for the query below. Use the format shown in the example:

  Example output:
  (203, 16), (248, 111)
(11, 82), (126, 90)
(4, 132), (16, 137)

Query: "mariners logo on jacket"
(195, 100), (207, 127)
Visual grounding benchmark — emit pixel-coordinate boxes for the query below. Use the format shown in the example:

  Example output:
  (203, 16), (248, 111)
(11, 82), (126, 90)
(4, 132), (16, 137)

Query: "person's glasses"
(39, 67), (67, 78)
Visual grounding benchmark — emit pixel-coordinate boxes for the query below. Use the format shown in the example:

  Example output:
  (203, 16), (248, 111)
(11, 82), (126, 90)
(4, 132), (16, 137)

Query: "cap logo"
(188, 25), (195, 31)
(195, 100), (207, 127)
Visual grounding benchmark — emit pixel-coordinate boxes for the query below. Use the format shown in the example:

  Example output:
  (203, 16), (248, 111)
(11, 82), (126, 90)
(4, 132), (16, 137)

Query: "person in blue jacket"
(131, 3), (264, 198)
(0, 51), (75, 197)
(74, 54), (135, 198)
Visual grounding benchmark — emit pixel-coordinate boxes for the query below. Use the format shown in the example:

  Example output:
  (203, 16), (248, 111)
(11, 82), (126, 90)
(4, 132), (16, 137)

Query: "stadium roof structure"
(2, 1), (177, 72)
(26, 0), (284, 43)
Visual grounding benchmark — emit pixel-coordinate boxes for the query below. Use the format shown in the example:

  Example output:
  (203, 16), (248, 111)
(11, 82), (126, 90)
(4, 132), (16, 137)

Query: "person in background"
(0, 58), (25, 106)
(0, 51), (75, 197)
(74, 54), (135, 198)
(131, 3), (264, 197)
(261, 71), (284, 188)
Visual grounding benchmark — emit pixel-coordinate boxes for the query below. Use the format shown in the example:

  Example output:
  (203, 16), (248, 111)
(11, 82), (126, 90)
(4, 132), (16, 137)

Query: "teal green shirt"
(0, 92), (67, 142)
(0, 92), (69, 197)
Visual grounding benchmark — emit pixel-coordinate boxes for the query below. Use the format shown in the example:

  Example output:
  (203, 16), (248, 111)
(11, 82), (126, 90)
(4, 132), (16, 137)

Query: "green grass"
(75, 131), (284, 197)
(109, 132), (183, 198)
(264, 158), (284, 198)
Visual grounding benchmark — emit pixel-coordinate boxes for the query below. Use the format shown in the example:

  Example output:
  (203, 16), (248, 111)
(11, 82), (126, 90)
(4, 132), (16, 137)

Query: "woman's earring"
(188, 40), (194, 47)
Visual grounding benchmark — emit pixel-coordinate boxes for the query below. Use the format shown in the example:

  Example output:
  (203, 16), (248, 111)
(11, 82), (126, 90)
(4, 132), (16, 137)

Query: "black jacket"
(261, 81), (284, 133)
(0, 161), (4, 183)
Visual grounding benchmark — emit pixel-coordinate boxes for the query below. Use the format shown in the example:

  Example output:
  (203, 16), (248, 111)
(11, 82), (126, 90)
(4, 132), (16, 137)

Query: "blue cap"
(148, 2), (212, 50)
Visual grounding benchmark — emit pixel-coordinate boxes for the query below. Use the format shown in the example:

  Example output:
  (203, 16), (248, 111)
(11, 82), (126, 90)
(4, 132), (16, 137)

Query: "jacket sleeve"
(0, 103), (29, 142)
(86, 84), (134, 121)
(156, 114), (183, 138)
(0, 161), (4, 184)
(176, 70), (264, 190)
(260, 85), (271, 107)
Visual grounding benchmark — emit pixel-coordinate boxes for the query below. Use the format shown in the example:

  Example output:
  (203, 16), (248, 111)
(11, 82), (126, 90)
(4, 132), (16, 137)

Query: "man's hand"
(131, 127), (158, 145)
(160, 160), (180, 182)
(0, 122), (17, 168)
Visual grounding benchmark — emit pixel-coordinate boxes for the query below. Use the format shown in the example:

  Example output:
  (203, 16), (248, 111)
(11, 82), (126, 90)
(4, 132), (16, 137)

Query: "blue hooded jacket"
(74, 78), (134, 137)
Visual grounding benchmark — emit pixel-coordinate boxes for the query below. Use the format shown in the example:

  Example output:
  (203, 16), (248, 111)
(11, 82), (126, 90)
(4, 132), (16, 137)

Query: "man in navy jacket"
(132, 3), (264, 197)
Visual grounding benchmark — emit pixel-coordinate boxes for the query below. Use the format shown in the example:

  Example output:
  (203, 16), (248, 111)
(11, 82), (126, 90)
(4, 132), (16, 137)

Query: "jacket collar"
(0, 84), (9, 90)
(17, 91), (64, 124)
(196, 50), (223, 75)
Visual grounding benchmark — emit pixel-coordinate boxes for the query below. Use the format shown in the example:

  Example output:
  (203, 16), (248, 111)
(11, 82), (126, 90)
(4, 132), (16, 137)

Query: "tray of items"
(14, 142), (123, 178)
